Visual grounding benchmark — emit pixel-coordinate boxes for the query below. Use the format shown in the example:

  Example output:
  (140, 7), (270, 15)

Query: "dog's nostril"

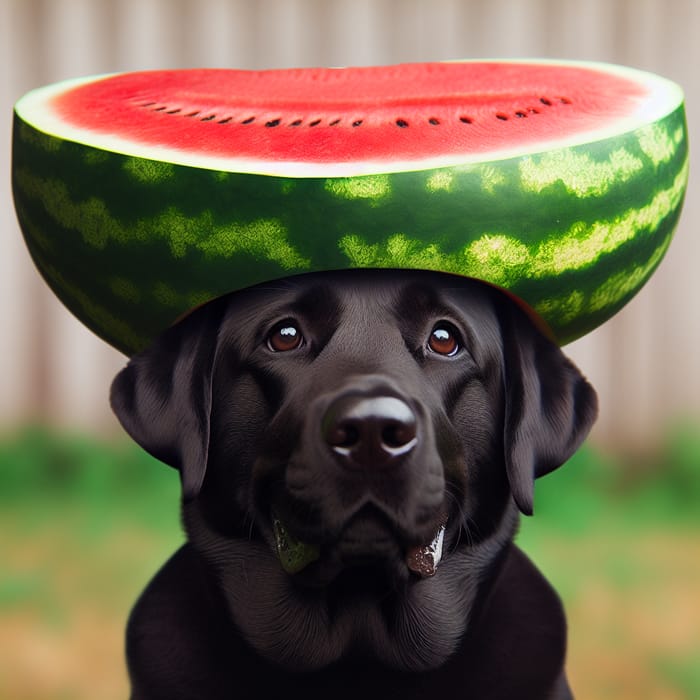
(327, 421), (360, 449)
(382, 420), (417, 449)
(322, 395), (418, 469)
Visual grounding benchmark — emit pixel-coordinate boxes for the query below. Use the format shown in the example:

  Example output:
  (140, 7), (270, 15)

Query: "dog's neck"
(185, 501), (520, 673)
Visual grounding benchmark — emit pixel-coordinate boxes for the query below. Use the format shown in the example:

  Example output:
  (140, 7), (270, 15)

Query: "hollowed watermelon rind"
(11, 61), (688, 355)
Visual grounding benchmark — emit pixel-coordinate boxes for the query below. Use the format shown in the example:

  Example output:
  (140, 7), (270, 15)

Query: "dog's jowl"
(111, 269), (597, 700)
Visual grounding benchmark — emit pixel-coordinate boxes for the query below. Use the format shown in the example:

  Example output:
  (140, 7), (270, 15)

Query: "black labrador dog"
(111, 269), (597, 700)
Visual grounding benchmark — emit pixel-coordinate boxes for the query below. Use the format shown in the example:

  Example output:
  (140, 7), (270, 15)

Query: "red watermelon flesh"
(49, 61), (652, 176)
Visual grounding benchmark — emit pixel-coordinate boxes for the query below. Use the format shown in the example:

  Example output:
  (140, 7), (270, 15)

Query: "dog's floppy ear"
(498, 301), (598, 516)
(110, 304), (224, 501)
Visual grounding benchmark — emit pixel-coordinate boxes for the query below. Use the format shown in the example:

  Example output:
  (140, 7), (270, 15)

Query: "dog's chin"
(270, 506), (448, 589)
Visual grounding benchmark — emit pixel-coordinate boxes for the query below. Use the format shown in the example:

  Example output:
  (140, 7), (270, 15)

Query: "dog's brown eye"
(267, 321), (303, 352)
(428, 324), (460, 357)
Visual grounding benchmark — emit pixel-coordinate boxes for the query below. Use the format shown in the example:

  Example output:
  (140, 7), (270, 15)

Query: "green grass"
(0, 425), (180, 531)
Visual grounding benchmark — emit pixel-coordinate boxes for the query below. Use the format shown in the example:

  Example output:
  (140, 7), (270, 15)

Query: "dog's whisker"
(246, 513), (257, 542)
(462, 521), (475, 550)
(442, 486), (475, 553)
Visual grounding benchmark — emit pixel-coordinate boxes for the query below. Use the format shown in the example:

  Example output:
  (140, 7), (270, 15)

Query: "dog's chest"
(128, 544), (568, 699)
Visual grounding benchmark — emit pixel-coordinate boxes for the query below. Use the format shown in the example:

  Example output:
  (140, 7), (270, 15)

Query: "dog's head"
(111, 269), (596, 669)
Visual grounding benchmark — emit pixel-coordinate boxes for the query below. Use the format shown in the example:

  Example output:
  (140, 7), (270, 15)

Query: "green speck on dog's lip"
(272, 513), (321, 575)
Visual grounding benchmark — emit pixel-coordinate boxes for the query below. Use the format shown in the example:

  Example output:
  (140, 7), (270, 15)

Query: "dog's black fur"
(111, 269), (597, 699)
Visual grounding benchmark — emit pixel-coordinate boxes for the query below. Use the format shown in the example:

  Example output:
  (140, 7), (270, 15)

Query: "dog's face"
(111, 269), (597, 671)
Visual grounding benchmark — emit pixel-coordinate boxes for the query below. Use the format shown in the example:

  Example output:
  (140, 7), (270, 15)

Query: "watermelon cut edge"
(14, 59), (685, 178)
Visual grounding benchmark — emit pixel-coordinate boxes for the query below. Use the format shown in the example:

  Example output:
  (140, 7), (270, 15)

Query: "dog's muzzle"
(267, 379), (449, 581)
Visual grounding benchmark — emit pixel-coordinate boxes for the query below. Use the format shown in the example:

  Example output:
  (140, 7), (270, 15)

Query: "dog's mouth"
(271, 510), (448, 580)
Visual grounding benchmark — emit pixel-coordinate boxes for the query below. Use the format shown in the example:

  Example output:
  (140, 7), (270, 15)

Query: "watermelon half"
(12, 60), (688, 355)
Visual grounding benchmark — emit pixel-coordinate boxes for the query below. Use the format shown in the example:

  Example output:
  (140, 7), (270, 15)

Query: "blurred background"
(1, 1), (698, 698)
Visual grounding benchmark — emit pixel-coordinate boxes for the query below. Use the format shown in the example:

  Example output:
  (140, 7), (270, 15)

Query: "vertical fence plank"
(0, 0), (33, 426)
(3, 0), (54, 428)
(185, 0), (257, 69)
(113, 0), (191, 71)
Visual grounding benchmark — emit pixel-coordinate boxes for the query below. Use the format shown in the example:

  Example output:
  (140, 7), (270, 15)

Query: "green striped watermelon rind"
(12, 68), (688, 355)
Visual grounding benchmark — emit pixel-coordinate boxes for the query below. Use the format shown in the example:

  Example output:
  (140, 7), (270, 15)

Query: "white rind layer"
(14, 60), (684, 178)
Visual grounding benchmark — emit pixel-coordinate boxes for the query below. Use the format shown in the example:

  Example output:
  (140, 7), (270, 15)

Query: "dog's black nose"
(322, 395), (417, 469)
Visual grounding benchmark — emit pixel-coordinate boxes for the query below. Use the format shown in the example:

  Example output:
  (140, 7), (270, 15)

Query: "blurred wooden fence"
(1, 0), (699, 452)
